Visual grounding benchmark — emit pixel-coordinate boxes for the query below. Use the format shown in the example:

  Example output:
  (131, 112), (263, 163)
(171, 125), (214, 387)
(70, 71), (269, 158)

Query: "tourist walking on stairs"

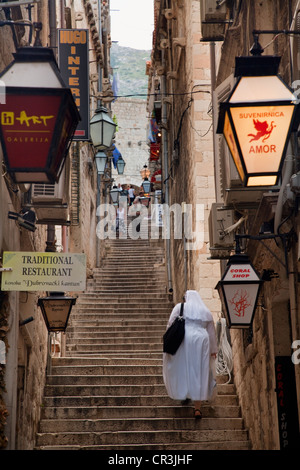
(163, 290), (218, 419)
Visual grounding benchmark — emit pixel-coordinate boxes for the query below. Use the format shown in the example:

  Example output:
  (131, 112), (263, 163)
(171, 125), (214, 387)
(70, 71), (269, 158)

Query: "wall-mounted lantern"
(216, 251), (263, 328)
(140, 164), (151, 179)
(94, 151), (107, 175)
(142, 178), (151, 193)
(0, 46), (80, 184)
(116, 156), (126, 175)
(110, 184), (119, 205)
(217, 55), (298, 187)
(38, 292), (76, 332)
(90, 106), (117, 151)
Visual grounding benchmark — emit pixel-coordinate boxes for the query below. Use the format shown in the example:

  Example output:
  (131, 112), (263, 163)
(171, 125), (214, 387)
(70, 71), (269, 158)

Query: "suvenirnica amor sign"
(1, 252), (86, 292)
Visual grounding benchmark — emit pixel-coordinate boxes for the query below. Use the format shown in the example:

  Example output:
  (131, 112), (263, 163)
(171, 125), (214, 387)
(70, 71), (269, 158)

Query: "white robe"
(163, 292), (218, 401)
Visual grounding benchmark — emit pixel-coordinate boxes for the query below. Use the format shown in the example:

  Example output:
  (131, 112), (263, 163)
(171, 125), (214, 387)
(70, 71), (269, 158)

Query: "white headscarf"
(183, 290), (213, 322)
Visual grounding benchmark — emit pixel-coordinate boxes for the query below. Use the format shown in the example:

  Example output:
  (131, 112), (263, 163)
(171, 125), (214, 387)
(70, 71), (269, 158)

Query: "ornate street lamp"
(94, 151), (107, 175)
(142, 178), (151, 193)
(110, 184), (119, 204)
(116, 156), (126, 175)
(216, 250), (263, 328)
(0, 46), (80, 184)
(140, 164), (151, 179)
(38, 292), (76, 332)
(217, 55), (298, 187)
(90, 106), (117, 150)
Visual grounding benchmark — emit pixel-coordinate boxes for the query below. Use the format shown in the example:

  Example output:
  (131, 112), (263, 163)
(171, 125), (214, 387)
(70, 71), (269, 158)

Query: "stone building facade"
(148, 0), (221, 318)
(0, 0), (113, 449)
(212, 0), (300, 449)
(111, 97), (150, 189)
(149, 0), (300, 449)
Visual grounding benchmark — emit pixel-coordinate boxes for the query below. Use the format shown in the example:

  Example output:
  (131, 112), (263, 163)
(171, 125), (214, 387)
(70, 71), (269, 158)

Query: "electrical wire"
(112, 89), (211, 99)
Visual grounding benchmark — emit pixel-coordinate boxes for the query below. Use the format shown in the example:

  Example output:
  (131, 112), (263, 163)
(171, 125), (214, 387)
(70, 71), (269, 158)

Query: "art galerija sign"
(1, 252), (86, 292)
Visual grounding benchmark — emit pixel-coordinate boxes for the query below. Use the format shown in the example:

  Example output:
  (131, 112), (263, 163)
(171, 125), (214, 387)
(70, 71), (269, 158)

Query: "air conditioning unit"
(208, 203), (235, 258)
(212, 75), (264, 206)
(200, 0), (227, 41)
(31, 169), (69, 224)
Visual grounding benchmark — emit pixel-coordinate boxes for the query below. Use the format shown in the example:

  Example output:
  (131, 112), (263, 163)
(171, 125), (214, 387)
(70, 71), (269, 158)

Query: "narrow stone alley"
(35, 233), (251, 450)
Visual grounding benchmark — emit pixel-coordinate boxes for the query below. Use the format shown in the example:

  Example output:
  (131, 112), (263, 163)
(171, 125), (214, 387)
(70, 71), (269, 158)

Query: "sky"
(110, 0), (154, 50)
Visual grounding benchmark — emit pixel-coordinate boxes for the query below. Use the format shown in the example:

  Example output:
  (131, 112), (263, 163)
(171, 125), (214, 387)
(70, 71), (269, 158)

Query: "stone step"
(72, 307), (171, 314)
(66, 320), (167, 328)
(65, 343), (162, 352)
(86, 286), (168, 292)
(65, 351), (164, 359)
(43, 384), (169, 396)
(38, 416), (245, 433)
(50, 364), (162, 375)
(65, 335), (165, 344)
(41, 394), (238, 408)
(36, 429), (250, 448)
(35, 440), (251, 452)
(40, 404), (242, 420)
(35, 441), (251, 451)
(46, 374), (235, 393)
(51, 357), (163, 367)
(69, 313), (170, 320)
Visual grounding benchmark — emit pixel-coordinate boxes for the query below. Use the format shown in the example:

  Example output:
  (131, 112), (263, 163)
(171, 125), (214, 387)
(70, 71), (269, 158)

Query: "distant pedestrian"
(116, 206), (126, 235)
(163, 290), (218, 419)
(128, 185), (136, 206)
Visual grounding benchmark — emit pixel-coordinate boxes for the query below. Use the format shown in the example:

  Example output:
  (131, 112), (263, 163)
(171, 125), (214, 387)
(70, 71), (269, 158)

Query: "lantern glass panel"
(95, 151), (107, 174)
(38, 296), (75, 332)
(117, 158), (125, 174)
(229, 76), (296, 103)
(110, 186), (119, 204)
(223, 111), (245, 182)
(142, 179), (151, 193)
(230, 105), (295, 178)
(90, 109), (116, 150)
(222, 283), (260, 327)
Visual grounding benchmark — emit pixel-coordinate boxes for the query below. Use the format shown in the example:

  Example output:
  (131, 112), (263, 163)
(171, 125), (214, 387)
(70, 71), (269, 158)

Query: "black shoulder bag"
(163, 303), (185, 355)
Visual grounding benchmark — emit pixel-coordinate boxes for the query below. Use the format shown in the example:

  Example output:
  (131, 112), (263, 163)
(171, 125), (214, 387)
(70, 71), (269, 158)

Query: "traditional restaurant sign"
(1, 252), (86, 292)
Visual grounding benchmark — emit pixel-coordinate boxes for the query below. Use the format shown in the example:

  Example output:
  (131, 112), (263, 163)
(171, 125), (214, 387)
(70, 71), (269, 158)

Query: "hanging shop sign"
(216, 253), (263, 328)
(58, 29), (90, 140)
(150, 142), (160, 161)
(0, 47), (80, 184)
(1, 251), (86, 292)
(217, 56), (298, 187)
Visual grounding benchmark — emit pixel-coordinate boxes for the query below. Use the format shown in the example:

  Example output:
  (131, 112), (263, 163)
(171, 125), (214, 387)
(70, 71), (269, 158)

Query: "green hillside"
(110, 43), (150, 99)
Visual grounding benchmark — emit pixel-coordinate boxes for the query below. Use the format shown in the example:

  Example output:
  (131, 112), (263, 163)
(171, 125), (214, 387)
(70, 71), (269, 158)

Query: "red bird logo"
(248, 119), (276, 142)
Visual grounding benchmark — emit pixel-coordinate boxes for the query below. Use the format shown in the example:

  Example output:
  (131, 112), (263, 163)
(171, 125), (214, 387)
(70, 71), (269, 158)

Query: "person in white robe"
(163, 290), (218, 418)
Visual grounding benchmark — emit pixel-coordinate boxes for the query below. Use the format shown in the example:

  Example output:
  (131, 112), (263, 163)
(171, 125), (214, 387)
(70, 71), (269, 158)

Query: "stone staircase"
(35, 236), (251, 450)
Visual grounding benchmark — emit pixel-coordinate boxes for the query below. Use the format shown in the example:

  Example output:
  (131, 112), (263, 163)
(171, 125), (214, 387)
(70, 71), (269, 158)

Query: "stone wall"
(0, 8), (49, 449)
(160, 0), (220, 319)
(111, 98), (150, 189)
(214, 0), (300, 449)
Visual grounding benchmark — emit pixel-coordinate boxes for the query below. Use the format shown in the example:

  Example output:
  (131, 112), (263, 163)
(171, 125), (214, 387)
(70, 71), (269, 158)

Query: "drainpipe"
(161, 50), (173, 296)
(48, 0), (56, 50)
